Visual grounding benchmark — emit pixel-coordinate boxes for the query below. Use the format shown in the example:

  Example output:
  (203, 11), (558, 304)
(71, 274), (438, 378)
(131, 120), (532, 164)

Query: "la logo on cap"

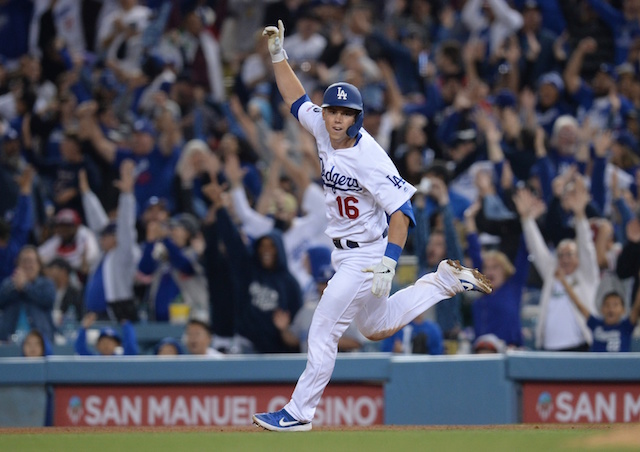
(337, 86), (347, 100)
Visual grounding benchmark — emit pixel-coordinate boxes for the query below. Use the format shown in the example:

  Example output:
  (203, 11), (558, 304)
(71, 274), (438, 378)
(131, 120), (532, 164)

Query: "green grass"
(0, 427), (634, 452)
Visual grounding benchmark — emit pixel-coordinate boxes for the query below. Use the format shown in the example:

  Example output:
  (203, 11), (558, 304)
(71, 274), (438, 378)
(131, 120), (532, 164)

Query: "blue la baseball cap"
(98, 327), (121, 344)
(614, 130), (639, 155)
(538, 72), (564, 91)
(598, 63), (617, 80)
(133, 118), (155, 136)
(145, 196), (168, 211)
(493, 89), (517, 108)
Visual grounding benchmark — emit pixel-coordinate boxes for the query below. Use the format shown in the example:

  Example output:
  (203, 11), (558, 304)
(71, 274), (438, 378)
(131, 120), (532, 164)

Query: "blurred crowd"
(2, 0), (640, 358)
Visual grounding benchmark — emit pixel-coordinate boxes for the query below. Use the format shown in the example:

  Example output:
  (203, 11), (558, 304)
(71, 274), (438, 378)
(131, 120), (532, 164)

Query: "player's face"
(601, 294), (625, 325)
(322, 107), (357, 143)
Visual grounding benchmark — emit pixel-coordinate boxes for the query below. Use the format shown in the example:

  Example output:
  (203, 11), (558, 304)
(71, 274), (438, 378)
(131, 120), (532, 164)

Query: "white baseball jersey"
(296, 100), (416, 242)
(281, 96), (464, 425)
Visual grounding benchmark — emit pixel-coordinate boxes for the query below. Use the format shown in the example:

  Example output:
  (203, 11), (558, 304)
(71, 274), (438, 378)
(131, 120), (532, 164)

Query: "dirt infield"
(578, 423), (640, 448)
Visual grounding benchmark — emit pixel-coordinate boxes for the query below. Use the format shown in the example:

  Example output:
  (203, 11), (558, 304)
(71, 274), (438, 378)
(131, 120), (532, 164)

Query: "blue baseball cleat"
(444, 259), (493, 294)
(253, 408), (312, 432)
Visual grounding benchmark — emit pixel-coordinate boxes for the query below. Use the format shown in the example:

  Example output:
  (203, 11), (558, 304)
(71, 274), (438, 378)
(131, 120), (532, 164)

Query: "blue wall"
(1, 352), (639, 427)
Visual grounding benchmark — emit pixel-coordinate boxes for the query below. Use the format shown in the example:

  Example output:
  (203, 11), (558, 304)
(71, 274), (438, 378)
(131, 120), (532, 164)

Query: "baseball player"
(253, 20), (492, 432)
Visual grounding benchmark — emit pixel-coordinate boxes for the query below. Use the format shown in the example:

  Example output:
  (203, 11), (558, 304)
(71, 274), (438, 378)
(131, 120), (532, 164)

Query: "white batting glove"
(262, 19), (288, 63)
(363, 256), (397, 298)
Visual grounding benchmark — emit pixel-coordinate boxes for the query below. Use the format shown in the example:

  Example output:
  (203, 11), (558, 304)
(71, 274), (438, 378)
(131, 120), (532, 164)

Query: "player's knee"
(361, 328), (398, 341)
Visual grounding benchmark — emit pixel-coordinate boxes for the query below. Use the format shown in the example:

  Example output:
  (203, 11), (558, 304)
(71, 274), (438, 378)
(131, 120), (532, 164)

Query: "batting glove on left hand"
(363, 256), (397, 298)
(262, 19), (288, 63)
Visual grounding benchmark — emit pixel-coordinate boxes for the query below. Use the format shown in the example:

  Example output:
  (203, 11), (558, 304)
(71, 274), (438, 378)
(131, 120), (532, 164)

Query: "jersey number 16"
(336, 196), (359, 219)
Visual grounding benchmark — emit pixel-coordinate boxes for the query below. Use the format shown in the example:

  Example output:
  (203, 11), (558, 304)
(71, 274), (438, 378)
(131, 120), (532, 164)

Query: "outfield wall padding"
(1, 352), (639, 427)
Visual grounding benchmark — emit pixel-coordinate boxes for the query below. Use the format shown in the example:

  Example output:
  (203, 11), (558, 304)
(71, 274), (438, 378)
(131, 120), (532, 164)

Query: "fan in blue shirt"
(558, 271), (640, 352)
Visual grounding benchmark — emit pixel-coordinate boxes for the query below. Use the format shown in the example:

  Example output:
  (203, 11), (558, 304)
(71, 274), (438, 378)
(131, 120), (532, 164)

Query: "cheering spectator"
(77, 101), (182, 216)
(225, 134), (330, 297)
(205, 179), (302, 354)
(74, 312), (138, 356)
(184, 318), (222, 356)
(516, 0), (560, 88)
(412, 167), (466, 338)
(380, 311), (444, 355)
(473, 333), (507, 354)
(514, 181), (600, 351)
(97, 0), (151, 79)
(45, 257), (83, 327)
(464, 200), (529, 348)
(461, 0), (523, 63)
(154, 337), (184, 355)
(563, 37), (633, 131)
(80, 160), (139, 322)
(0, 245), (56, 342)
(37, 207), (100, 282)
(559, 270), (640, 352)
(0, 165), (34, 282)
(21, 328), (52, 357)
(174, 3), (225, 102)
(616, 218), (640, 302)
(138, 211), (209, 323)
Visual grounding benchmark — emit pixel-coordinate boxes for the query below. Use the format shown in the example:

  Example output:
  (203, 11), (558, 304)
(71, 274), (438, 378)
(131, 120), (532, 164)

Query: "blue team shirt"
(0, 0), (32, 60)
(380, 320), (444, 355)
(115, 146), (180, 215)
(587, 315), (635, 352)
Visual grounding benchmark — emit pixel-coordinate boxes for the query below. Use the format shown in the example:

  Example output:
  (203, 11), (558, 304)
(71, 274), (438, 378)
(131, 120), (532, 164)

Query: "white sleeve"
(113, 193), (137, 266)
(81, 191), (109, 233)
(38, 237), (62, 265)
(80, 227), (102, 268)
(97, 11), (117, 50)
(361, 145), (416, 215)
(230, 186), (274, 239)
(461, 0), (486, 33)
(487, 0), (523, 31)
(575, 217), (600, 284)
(521, 217), (555, 275)
(296, 100), (326, 141)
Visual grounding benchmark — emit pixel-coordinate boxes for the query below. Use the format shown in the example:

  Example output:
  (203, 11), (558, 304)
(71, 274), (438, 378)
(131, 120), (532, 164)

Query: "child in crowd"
(21, 329), (52, 357)
(557, 269), (640, 352)
(74, 312), (139, 356)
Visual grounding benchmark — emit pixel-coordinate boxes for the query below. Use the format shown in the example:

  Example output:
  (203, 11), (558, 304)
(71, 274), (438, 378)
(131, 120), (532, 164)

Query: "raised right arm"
(263, 20), (306, 110)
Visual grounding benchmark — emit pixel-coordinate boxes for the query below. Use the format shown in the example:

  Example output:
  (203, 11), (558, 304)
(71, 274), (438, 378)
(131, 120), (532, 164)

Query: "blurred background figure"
(0, 245), (56, 343)
(473, 333), (507, 354)
(184, 318), (222, 356)
(74, 312), (138, 356)
(154, 336), (184, 355)
(21, 328), (51, 357)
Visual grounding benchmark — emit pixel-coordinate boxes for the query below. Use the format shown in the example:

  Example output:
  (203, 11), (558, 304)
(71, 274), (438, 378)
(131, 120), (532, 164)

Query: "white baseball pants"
(284, 239), (460, 423)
